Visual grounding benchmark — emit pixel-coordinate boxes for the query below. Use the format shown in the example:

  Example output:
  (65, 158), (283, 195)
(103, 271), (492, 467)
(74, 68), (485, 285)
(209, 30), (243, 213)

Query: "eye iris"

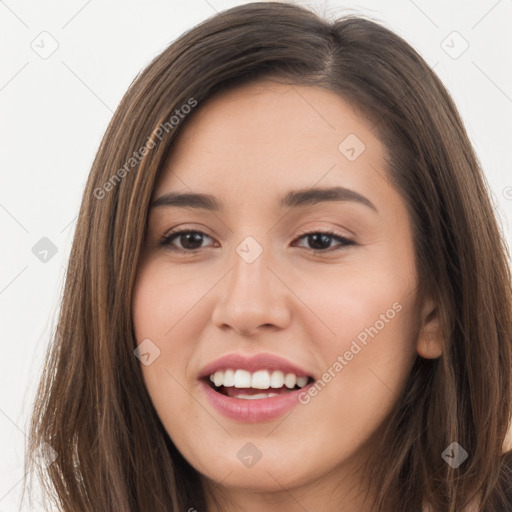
(180, 232), (204, 250)
(308, 233), (332, 250)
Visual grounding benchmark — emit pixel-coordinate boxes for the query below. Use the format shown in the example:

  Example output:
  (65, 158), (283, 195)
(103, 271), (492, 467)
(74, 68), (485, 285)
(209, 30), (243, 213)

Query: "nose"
(211, 243), (292, 337)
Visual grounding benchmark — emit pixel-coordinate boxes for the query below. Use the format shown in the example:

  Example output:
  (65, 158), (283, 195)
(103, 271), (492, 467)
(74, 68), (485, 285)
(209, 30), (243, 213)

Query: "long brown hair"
(23, 2), (512, 511)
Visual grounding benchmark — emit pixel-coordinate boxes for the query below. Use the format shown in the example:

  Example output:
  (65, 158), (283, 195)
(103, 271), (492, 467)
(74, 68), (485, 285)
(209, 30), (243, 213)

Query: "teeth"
(209, 369), (309, 390)
(234, 369), (252, 388)
(236, 392), (279, 400)
(251, 370), (270, 389)
(270, 370), (284, 388)
(213, 371), (224, 387)
(223, 369), (235, 387)
(296, 376), (308, 388)
(284, 373), (297, 389)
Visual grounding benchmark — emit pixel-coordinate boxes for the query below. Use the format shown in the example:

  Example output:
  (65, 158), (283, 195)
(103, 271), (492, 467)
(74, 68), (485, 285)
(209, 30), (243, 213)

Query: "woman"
(24, 2), (512, 511)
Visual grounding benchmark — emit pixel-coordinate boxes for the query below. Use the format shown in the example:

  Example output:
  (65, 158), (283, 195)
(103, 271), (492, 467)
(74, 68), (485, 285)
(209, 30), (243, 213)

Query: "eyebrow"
(150, 186), (377, 213)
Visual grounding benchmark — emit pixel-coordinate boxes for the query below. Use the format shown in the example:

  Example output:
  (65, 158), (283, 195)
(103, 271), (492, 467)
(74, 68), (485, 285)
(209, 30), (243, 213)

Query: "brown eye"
(159, 230), (214, 252)
(293, 231), (355, 251)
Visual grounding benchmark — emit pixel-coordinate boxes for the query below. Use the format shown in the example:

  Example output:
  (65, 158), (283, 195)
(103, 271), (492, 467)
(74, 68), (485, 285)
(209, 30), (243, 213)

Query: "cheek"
(132, 265), (213, 458)
(131, 262), (201, 404)
(132, 261), (209, 344)
(295, 266), (417, 433)
(297, 258), (416, 359)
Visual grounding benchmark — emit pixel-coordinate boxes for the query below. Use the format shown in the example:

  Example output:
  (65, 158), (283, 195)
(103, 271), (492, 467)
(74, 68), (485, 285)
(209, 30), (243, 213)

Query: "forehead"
(155, 80), (390, 208)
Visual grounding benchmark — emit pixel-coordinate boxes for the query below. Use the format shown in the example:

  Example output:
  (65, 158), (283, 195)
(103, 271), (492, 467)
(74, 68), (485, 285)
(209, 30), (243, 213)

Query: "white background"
(1, 0), (511, 510)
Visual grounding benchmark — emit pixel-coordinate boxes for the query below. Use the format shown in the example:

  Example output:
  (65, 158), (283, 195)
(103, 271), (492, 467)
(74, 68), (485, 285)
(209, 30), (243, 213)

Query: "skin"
(132, 80), (443, 511)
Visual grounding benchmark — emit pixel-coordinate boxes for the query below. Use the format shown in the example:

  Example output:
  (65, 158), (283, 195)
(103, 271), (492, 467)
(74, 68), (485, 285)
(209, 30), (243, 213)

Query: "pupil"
(182, 232), (203, 249)
(309, 233), (331, 250)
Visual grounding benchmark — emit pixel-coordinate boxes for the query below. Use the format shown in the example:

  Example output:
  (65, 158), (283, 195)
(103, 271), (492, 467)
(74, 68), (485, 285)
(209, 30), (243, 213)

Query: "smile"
(209, 369), (311, 399)
(198, 353), (316, 422)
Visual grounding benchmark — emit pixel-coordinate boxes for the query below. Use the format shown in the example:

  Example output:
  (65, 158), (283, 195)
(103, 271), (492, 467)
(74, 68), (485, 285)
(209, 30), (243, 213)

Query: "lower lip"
(200, 380), (312, 423)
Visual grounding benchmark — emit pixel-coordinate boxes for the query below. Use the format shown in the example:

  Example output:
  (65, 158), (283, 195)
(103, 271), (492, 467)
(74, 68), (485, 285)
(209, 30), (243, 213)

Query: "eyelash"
(158, 228), (356, 254)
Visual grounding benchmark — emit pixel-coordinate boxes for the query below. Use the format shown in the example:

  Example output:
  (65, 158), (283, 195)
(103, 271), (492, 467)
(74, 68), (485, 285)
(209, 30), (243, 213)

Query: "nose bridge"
(226, 236), (273, 306)
(211, 234), (291, 333)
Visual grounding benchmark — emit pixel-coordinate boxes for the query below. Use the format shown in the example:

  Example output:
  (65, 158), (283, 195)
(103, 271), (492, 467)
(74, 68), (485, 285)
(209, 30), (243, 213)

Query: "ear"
(416, 298), (443, 359)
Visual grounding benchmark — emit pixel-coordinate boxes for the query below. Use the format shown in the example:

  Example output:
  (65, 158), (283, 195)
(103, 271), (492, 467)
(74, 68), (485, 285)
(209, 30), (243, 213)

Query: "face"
(132, 80), (436, 505)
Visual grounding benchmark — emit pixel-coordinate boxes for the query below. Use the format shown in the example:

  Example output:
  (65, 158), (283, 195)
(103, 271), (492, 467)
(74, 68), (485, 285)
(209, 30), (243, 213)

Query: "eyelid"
(294, 226), (354, 243)
(291, 229), (355, 252)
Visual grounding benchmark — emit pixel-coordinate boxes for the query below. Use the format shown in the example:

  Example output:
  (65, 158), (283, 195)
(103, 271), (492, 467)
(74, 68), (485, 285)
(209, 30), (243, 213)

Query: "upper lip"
(198, 352), (314, 380)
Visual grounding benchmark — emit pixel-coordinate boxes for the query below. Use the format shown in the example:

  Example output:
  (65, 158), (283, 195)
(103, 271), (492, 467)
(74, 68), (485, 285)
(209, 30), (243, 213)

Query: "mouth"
(198, 353), (316, 422)
(204, 369), (314, 400)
